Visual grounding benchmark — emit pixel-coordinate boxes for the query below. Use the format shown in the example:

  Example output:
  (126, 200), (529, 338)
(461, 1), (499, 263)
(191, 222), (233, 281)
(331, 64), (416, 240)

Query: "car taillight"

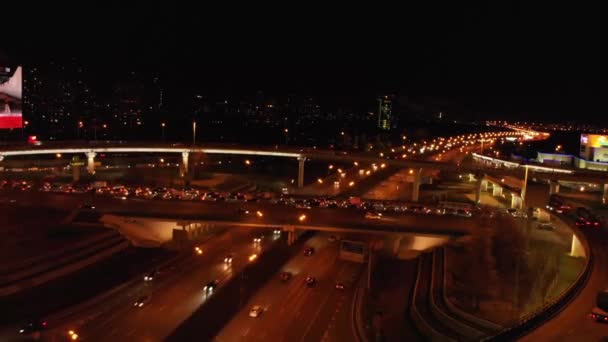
(587, 221), (591, 225)
(42, 321), (47, 326)
(595, 222), (600, 226)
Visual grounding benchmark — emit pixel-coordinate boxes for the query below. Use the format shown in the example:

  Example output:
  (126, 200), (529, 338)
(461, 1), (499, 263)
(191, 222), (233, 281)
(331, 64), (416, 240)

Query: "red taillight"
(595, 222), (600, 226)
(42, 321), (47, 326)
(587, 221), (591, 225)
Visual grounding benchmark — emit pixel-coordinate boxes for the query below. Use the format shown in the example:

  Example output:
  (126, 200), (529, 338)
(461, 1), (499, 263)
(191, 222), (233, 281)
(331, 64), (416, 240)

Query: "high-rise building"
(377, 95), (392, 130)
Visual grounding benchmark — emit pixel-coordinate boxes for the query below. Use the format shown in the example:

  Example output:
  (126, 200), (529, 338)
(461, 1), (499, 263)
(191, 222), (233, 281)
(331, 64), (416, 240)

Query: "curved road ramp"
(0, 229), (128, 297)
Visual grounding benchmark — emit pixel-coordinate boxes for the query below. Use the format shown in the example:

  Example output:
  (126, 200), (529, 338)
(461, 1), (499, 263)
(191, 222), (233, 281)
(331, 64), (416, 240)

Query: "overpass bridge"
(3, 138), (601, 204)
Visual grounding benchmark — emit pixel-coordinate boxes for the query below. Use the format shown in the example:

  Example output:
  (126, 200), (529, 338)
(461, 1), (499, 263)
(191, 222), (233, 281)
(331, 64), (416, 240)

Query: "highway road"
(27, 226), (281, 341)
(0, 191), (474, 237)
(215, 232), (363, 342)
(519, 188), (608, 342)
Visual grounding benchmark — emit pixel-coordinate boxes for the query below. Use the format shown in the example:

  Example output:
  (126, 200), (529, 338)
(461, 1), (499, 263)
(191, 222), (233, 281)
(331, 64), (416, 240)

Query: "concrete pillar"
(603, 184), (608, 205)
(72, 164), (80, 182)
(297, 156), (306, 188)
(549, 181), (560, 195)
(492, 185), (503, 197)
(511, 195), (522, 209)
(570, 234), (585, 257)
(412, 168), (422, 202)
(475, 177), (483, 204)
(181, 151), (189, 176)
(481, 179), (488, 192)
(86, 151), (97, 174)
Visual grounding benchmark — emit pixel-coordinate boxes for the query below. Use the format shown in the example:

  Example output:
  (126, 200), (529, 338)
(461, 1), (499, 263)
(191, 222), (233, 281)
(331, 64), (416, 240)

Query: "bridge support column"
(181, 151), (189, 177)
(549, 180), (560, 195)
(412, 168), (422, 202)
(511, 195), (522, 209)
(603, 184), (608, 205)
(475, 176), (485, 204)
(86, 152), (96, 174)
(297, 156), (306, 188)
(570, 234), (585, 257)
(468, 173), (475, 182)
(492, 185), (503, 197)
(72, 164), (81, 182)
(481, 179), (488, 192)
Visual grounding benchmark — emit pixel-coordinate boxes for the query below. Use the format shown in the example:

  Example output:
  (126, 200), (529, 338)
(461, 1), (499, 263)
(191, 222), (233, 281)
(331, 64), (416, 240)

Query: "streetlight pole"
(192, 121), (197, 145)
(161, 122), (166, 142)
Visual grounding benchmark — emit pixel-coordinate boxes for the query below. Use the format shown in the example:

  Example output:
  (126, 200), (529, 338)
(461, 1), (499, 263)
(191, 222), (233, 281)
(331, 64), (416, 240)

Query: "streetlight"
(161, 122), (166, 142)
(192, 121), (196, 145)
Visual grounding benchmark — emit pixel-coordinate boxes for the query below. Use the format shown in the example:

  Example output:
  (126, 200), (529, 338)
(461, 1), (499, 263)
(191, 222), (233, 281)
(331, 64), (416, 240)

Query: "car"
(133, 296), (149, 308)
(224, 254), (234, 264)
(365, 211), (383, 220)
(18, 319), (48, 334)
(305, 276), (316, 287)
(273, 229), (282, 235)
(537, 223), (556, 231)
(143, 270), (158, 281)
(280, 271), (292, 281)
(203, 280), (219, 292)
(328, 235), (337, 243)
(335, 282), (346, 290)
(304, 247), (315, 256)
(253, 237), (262, 243)
(249, 305), (264, 318)
(456, 209), (473, 218)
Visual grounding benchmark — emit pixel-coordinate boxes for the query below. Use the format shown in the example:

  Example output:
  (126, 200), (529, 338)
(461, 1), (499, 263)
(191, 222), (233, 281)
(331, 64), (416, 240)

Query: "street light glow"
(299, 214), (307, 222)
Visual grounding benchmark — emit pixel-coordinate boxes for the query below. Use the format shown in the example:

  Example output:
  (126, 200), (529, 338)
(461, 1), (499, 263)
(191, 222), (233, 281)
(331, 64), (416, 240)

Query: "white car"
(249, 305), (264, 318)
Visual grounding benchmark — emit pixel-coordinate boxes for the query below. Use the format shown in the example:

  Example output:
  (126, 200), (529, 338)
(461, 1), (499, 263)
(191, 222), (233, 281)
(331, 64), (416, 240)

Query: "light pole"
(192, 121), (197, 145)
(161, 122), (166, 142)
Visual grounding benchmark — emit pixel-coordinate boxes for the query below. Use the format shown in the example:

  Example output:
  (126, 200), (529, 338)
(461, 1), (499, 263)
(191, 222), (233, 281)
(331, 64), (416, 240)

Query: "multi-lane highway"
(216, 232), (363, 342)
(31, 227), (280, 341)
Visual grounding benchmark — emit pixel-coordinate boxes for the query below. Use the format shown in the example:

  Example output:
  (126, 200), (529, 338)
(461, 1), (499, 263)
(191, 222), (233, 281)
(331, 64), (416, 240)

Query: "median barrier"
(166, 231), (313, 341)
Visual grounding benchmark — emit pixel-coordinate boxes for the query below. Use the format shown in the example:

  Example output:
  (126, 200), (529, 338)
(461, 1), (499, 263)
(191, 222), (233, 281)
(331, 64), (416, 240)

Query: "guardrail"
(483, 217), (592, 341)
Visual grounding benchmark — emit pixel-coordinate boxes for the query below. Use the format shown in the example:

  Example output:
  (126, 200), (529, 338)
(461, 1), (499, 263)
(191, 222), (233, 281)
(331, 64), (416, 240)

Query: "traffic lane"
(292, 261), (362, 342)
(84, 230), (276, 342)
(215, 233), (337, 342)
(38, 227), (254, 340)
(47, 229), (270, 342)
(520, 223), (608, 341)
(3, 191), (473, 236)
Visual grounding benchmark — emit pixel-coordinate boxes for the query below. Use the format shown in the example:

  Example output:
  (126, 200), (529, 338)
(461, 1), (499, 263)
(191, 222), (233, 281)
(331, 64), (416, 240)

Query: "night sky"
(3, 3), (607, 123)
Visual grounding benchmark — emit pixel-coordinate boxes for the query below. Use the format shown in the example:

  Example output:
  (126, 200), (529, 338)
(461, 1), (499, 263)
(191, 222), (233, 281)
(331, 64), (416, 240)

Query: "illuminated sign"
(0, 66), (22, 129)
(582, 134), (608, 148)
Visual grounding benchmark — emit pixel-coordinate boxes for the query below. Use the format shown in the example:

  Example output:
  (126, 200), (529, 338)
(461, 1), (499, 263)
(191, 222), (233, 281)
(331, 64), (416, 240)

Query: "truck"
(590, 290), (608, 322)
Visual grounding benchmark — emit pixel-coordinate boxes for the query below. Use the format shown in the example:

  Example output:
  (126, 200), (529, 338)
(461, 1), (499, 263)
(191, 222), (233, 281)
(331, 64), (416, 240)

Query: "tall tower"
(377, 95), (392, 130)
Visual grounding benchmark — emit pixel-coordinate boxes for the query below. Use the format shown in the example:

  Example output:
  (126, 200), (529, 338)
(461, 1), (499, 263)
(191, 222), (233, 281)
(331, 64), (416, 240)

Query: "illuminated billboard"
(0, 66), (22, 129)
(581, 134), (608, 148)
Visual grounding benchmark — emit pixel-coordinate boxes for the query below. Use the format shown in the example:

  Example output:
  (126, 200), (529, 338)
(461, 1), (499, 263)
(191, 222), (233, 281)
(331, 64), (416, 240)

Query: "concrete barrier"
(409, 256), (456, 342)
(429, 250), (485, 341)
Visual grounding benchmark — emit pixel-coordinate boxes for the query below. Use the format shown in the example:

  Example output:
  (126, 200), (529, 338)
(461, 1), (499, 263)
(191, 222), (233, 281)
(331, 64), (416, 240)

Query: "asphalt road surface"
(520, 188), (608, 342)
(215, 232), (363, 342)
(11, 227), (281, 342)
